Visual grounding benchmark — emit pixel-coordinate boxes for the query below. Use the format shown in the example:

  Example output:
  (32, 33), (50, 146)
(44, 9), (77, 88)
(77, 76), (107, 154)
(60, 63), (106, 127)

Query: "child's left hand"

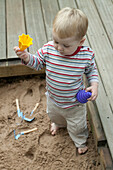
(86, 82), (98, 101)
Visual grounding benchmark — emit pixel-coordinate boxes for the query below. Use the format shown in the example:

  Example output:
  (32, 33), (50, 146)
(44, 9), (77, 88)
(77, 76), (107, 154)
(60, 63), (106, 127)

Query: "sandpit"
(0, 75), (101, 170)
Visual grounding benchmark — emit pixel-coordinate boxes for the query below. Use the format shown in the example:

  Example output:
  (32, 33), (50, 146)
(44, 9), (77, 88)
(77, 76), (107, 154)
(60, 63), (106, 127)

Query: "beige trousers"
(46, 96), (88, 148)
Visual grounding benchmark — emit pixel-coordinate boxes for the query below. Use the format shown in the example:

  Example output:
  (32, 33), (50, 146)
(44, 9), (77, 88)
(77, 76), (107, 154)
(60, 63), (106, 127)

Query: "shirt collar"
(66, 46), (82, 56)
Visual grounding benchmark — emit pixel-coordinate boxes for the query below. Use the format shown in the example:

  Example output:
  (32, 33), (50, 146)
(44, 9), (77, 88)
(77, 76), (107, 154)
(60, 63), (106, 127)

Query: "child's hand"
(86, 82), (98, 101)
(13, 46), (30, 63)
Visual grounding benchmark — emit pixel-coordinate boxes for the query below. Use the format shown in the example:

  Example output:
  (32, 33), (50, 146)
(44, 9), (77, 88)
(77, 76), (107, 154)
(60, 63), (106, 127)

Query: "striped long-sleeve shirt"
(26, 41), (98, 109)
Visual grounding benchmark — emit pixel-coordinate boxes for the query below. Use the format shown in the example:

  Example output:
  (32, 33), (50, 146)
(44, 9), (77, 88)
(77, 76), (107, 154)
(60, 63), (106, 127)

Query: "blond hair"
(53, 7), (88, 40)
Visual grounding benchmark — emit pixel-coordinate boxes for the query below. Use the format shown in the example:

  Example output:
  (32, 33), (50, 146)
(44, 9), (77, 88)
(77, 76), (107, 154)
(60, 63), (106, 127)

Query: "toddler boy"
(14, 7), (98, 154)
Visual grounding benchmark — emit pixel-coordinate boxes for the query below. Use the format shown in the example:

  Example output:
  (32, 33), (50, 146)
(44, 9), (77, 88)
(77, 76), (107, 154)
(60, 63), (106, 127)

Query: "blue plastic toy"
(16, 99), (39, 122)
(76, 90), (92, 103)
(14, 127), (38, 140)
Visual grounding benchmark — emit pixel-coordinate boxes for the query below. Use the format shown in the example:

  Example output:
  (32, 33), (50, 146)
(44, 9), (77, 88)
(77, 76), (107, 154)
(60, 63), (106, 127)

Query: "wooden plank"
(95, 75), (113, 160)
(6, 0), (25, 59)
(58, 0), (76, 8)
(86, 69), (113, 160)
(41, 0), (59, 41)
(0, 64), (45, 78)
(0, 0), (6, 60)
(94, 0), (113, 47)
(24, 0), (47, 53)
(87, 101), (106, 148)
(77, 0), (113, 112)
(0, 61), (6, 67)
(84, 75), (106, 148)
(100, 147), (113, 170)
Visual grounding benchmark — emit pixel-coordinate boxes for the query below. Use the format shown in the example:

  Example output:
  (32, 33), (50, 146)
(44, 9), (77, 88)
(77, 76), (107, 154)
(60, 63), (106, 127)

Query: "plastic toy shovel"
(24, 103), (39, 122)
(15, 99), (24, 125)
(16, 99), (23, 118)
(14, 127), (38, 140)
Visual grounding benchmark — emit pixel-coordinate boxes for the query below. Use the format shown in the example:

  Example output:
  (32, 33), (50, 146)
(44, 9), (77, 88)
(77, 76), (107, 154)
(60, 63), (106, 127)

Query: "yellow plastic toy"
(18, 33), (33, 51)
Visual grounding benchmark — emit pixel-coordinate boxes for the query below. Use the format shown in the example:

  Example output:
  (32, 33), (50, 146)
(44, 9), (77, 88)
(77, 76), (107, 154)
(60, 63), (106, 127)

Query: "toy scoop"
(24, 103), (39, 122)
(18, 33), (33, 51)
(76, 90), (92, 103)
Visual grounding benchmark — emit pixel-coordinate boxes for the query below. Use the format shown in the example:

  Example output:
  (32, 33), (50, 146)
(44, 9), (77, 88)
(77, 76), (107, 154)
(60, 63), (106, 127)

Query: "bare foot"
(50, 123), (59, 135)
(78, 146), (88, 155)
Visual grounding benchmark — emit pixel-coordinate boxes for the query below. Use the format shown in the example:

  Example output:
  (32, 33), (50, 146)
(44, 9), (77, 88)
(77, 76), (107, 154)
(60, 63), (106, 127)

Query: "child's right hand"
(13, 46), (30, 63)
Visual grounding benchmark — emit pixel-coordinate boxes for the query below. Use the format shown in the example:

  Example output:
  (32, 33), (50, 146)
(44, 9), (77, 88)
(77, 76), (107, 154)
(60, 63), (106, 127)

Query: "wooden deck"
(0, 0), (113, 168)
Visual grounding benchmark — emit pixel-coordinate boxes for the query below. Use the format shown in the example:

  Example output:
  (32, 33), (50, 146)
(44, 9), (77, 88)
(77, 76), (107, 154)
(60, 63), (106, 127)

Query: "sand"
(0, 75), (101, 170)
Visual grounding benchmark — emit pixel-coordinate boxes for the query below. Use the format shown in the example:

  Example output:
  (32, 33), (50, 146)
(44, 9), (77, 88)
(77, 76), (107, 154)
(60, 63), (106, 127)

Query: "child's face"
(53, 31), (83, 56)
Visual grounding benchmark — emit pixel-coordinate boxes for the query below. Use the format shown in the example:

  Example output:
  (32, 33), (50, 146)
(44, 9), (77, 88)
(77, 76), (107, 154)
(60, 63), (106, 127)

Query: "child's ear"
(79, 37), (86, 46)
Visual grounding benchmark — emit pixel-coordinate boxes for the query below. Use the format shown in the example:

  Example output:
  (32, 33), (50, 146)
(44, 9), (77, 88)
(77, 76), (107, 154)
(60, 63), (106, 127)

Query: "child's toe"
(78, 146), (88, 155)
(50, 123), (59, 135)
